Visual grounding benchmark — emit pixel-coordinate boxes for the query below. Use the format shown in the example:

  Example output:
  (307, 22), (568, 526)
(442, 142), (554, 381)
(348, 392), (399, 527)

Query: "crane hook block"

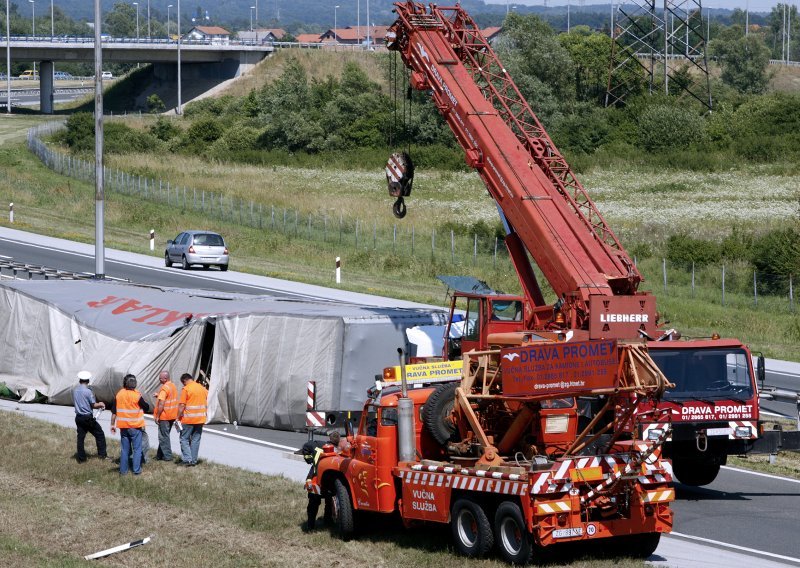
(386, 152), (415, 218)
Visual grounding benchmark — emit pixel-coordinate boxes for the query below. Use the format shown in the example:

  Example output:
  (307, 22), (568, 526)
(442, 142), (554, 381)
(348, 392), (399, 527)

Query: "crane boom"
(387, 2), (657, 337)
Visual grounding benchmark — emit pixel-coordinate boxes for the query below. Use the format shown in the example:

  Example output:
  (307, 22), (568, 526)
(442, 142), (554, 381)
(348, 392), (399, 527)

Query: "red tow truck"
(307, 347), (674, 563)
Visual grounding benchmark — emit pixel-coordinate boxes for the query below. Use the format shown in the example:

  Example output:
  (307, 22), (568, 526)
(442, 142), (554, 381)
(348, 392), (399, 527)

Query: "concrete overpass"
(2, 36), (273, 113)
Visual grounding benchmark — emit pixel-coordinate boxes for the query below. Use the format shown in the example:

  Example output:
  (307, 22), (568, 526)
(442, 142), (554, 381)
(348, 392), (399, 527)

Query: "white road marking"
(669, 531), (800, 565)
(760, 409), (795, 418)
(204, 427), (300, 452)
(721, 465), (800, 484)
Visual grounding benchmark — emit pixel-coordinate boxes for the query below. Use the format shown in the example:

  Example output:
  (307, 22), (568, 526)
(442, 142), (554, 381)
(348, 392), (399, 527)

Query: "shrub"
(60, 112), (95, 152)
(665, 233), (721, 267)
(636, 105), (706, 152)
(104, 122), (161, 154)
(751, 227), (800, 293)
(149, 117), (181, 141)
(721, 228), (755, 262)
(146, 94), (166, 113)
(186, 117), (225, 144)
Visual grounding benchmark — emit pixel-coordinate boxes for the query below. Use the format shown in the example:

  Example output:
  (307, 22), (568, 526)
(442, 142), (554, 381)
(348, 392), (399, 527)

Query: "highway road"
(2, 226), (800, 566)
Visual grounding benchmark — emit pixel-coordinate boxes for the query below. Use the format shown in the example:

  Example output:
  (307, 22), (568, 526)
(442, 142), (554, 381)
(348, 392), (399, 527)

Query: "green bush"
(636, 105), (706, 152)
(720, 228), (754, 261)
(146, 94), (166, 113)
(104, 123), (161, 154)
(60, 112), (95, 152)
(751, 227), (800, 293)
(209, 126), (261, 155)
(149, 117), (181, 141)
(665, 233), (721, 267)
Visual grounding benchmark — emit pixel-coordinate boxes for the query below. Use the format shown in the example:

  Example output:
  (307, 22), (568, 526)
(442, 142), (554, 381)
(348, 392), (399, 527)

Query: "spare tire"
(422, 382), (459, 445)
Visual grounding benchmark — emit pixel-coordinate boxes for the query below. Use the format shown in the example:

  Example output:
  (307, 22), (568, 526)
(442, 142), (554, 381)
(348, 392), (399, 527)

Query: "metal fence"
(26, 121), (514, 271)
(25, 122), (797, 312)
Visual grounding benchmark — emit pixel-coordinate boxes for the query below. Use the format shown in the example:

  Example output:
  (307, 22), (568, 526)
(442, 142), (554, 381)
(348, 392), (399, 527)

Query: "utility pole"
(93, 0), (105, 278)
(177, 0), (182, 114)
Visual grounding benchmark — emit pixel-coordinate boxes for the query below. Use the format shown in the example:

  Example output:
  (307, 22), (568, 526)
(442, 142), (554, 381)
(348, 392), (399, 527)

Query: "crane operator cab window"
(463, 298), (481, 342)
(490, 299), (523, 321)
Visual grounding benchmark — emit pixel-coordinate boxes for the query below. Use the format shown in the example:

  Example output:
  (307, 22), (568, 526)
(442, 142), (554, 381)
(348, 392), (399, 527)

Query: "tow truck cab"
(642, 339), (761, 485)
(443, 292), (526, 358)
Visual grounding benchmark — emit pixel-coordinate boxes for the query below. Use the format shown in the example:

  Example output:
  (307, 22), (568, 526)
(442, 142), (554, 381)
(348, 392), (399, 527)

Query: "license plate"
(706, 428), (732, 436)
(553, 528), (583, 539)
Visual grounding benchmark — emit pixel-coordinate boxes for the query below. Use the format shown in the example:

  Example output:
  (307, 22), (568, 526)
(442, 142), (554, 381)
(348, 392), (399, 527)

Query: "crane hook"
(385, 151), (414, 219)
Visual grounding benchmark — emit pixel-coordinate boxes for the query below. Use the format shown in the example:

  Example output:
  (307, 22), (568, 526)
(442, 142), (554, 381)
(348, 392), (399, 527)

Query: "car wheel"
(164, 253), (172, 268)
(220, 264), (229, 272)
(202, 264), (209, 270)
(181, 255), (190, 270)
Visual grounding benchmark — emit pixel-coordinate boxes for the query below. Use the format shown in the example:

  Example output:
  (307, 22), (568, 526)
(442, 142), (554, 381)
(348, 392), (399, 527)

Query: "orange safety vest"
(157, 381), (179, 421)
(115, 388), (145, 429)
(179, 381), (208, 425)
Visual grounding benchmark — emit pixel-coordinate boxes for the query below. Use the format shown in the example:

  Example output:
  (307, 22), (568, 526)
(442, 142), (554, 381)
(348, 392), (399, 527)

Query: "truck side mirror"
(756, 355), (765, 386)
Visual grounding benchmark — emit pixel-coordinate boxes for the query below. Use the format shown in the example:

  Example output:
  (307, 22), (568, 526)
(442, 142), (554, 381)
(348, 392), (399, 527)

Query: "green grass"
(0, 410), (655, 568)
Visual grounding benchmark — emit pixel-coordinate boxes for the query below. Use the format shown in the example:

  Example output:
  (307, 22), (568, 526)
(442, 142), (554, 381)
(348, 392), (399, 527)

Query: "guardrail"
(0, 34), (274, 47)
(760, 386), (800, 429)
(0, 257), (96, 281)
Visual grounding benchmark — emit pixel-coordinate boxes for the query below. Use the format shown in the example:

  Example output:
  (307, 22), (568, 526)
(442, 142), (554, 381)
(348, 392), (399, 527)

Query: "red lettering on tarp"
(131, 307), (170, 322)
(111, 299), (152, 315)
(86, 295), (123, 308)
(500, 339), (618, 396)
(147, 311), (195, 327)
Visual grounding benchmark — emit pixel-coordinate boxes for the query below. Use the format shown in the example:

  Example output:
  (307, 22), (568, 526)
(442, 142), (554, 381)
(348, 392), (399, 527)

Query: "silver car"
(165, 230), (229, 271)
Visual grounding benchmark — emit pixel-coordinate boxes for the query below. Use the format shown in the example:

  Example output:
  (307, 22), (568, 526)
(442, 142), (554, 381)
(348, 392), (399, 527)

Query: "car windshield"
(648, 348), (754, 400)
(193, 233), (223, 246)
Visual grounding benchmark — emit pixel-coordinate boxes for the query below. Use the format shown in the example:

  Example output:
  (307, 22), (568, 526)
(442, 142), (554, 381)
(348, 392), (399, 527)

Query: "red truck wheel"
(450, 498), (493, 558)
(494, 501), (533, 564)
(332, 479), (355, 540)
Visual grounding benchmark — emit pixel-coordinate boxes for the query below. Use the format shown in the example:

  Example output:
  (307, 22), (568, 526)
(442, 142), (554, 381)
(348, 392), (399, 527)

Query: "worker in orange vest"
(110, 374), (151, 475)
(176, 372), (208, 467)
(153, 370), (179, 462)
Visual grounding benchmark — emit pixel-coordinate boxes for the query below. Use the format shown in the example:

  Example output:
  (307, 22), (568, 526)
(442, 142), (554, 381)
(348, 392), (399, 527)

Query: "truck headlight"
(647, 428), (664, 441)
(735, 426), (752, 438)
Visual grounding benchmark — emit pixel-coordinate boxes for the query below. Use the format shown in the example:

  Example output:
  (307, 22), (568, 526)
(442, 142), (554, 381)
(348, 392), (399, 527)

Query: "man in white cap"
(73, 370), (108, 463)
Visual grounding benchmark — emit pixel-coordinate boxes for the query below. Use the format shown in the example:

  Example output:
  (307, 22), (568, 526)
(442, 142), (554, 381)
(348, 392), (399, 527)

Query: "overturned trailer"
(0, 279), (446, 429)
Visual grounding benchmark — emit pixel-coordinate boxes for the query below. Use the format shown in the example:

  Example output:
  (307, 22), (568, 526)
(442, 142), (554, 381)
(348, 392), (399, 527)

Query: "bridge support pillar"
(39, 61), (54, 114)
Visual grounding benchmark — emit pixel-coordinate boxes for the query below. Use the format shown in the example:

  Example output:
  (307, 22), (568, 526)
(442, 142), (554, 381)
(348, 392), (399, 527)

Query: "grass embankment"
(2, 113), (798, 360)
(0, 411), (651, 568)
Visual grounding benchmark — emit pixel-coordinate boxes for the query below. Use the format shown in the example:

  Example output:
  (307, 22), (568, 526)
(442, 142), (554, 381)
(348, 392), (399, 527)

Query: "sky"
(484, 0), (786, 13)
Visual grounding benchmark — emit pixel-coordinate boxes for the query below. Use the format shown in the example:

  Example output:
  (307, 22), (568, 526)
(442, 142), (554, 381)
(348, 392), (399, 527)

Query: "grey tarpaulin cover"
(0, 279), (446, 429)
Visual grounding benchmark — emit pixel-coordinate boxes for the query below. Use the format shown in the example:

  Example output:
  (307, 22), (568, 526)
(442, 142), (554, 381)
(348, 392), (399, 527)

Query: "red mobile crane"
(306, 3), (677, 564)
(383, 2), (771, 487)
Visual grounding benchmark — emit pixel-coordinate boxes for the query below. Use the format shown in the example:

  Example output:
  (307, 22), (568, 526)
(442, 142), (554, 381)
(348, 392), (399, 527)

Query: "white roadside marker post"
(8, 202), (12, 223)
(84, 536), (152, 560)
(335, 256), (341, 284)
(149, 229), (155, 251)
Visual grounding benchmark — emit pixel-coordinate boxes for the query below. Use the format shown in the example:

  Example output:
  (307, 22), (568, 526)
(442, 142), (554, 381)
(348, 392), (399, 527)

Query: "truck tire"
(450, 498), (493, 558)
(672, 459), (720, 486)
(619, 532), (661, 558)
(332, 478), (355, 540)
(423, 382), (459, 445)
(494, 501), (533, 565)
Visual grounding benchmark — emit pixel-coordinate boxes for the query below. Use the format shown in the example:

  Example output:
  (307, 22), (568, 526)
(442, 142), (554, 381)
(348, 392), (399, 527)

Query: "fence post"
(324, 215), (327, 242)
(722, 264), (726, 307)
(283, 208), (287, 233)
(393, 224), (397, 253)
(691, 262), (695, 298)
(411, 225), (415, 255)
(753, 270), (758, 306)
(662, 258), (667, 294)
(451, 230), (455, 263)
(355, 219), (359, 248)
(294, 209), (298, 235)
(339, 214), (342, 244)
(271, 205), (275, 229)
(183, 187), (187, 210)
(432, 228), (436, 257)
(494, 237), (498, 268)
(790, 274), (795, 312)
(259, 204), (263, 229)
(473, 234), (477, 265)
(373, 220), (377, 250)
